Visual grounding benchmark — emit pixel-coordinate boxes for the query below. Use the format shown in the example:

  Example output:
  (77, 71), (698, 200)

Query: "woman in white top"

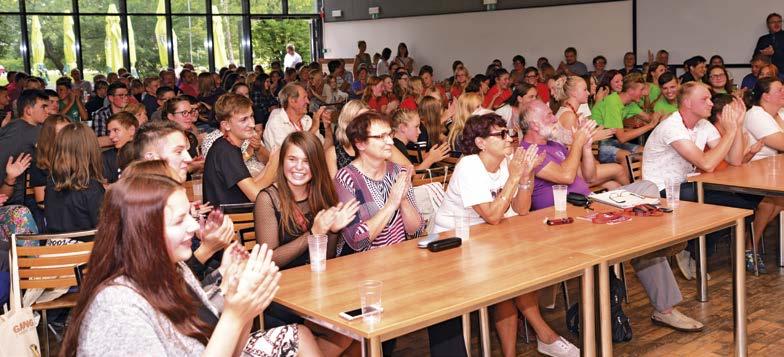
(744, 77), (784, 161)
(434, 113), (579, 357)
(495, 83), (539, 136)
(552, 76), (628, 189)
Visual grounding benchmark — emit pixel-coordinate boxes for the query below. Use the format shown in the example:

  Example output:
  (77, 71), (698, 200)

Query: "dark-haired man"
(0, 90), (49, 205)
(754, 13), (784, 73)
(558, 47), (588, 76)
(91, 82), (130, 147)
(679, 56), (707, 84)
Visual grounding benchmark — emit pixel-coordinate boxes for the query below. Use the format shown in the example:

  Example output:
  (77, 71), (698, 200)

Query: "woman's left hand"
(329, 199), (361, 232)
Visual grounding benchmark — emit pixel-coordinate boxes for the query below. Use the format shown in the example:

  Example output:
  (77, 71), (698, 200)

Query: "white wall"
(324, 1), (633, 80)
(636, 0), (782, 65)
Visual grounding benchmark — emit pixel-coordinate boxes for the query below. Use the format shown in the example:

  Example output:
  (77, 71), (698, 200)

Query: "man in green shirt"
(592, 73), (661, 163)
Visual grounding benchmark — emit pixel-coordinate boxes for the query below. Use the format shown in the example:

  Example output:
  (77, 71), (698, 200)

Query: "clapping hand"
(0, 194), (8, 206)
(223, 244), (281, 318)
(388, 166), (412, 207)
(199, 210), (235, 254)
(424, 143), (451, 164)
(329, 199), (361, 232)
(5, 153), (32, 182)
(508, 145), (541, 180)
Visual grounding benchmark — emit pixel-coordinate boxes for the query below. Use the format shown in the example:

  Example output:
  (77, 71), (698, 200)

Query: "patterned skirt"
(242, 324), (299, 357)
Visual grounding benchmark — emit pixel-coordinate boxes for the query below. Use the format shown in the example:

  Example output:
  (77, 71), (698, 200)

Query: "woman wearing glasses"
(334, 110), (466, 357)
(433, 113), (574, 357)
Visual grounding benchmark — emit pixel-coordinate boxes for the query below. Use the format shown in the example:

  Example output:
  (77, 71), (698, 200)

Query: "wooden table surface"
(274, 233), (598, 343)
(689, 155), (784, 194)
(489, 200), (751, 264)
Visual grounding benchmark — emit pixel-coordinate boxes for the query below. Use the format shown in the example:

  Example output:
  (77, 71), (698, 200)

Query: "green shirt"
(622, 102), (643, 119)
(647, 84), (661, 105)
(653, 98), (678, 116)
(59, 100), (81, 123)
(592, 92), (624, 129)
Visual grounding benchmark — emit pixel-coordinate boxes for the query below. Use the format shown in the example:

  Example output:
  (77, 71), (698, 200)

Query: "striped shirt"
(334, 162), (423, 255)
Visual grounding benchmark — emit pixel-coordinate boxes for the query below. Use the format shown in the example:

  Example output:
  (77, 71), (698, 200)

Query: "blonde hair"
(552, 76), (584, 103)
(418, 95), (445, 146)
(51, 123), (105, 191)
(362, 76), (381, 103)
(124, 102), (146, 117)
(409, 76), (424, 103)
(450, 67), (470, 94)
(335, 100), (369, 147)
(391, 108), (418, 128)
(448, 92), (482, 149)
(677, 81), (710, 106)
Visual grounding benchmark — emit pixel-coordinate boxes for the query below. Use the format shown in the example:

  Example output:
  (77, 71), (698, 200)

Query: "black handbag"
(566, 192), (590, 207)
(565, 272), (632, 343)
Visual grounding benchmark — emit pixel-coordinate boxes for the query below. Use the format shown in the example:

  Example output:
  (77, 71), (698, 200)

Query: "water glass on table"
(360, 280), (383, 325)
(454, 211), (470, 240)
(664, 178), (681, 208)
(552, 185), (568, 213)
(307, 234), (328, 272)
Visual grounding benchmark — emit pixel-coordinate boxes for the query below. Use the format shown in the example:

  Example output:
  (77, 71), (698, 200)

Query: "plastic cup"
(552, 185), (568, 212)
(360, 280), (383, 324)
(454, 211), (470, 241)
(192, 183), (202, 202)
(665, 178), (681, 208)
(307, 234), (328, 272)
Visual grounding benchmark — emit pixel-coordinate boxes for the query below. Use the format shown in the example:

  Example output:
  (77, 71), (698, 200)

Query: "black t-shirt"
(0, 119), (41, 205)
(393, 138), (419, 164)
(186, 130), (199, 158)
(85, 96), (105, 116)
(44, 178), (105, 236)
(102, 148), (121, 184)
(203, 137), (251, 206)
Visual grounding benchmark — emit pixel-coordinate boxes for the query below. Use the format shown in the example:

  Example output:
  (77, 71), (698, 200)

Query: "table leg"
(479, 307), (491, 357)
(361, 337), (382, 357)
(462, 313), (472, 357)
(581, 267), (596, 357)
(779, 212), (784, 267)
(599, 262), (612, 357)
(734, 218), (747, 356)
(696, 235), (709, 302)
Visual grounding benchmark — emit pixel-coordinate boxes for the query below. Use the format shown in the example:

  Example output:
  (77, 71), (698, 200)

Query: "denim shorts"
(598, 138), (641, 163)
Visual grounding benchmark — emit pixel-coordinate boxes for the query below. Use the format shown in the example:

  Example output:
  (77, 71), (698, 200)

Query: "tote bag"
(0, 233), (41, 357)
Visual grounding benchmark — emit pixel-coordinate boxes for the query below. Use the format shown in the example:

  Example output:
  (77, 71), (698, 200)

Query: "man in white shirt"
(263, 83), (325, 149)
(283, 44), (302, 70)
(643, 82), (761, 276)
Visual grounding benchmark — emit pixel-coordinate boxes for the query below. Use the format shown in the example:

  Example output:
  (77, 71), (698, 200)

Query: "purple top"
(521, 140), (591, 210)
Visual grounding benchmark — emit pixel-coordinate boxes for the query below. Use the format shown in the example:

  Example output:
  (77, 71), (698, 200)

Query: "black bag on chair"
(565, 272), (633, 343)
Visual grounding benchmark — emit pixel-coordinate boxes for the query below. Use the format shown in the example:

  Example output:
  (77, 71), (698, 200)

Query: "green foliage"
(0, 0), (317, 81)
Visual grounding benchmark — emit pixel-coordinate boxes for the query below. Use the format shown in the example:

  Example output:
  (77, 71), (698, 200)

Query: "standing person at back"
(283, 44), (302, 70)
(754, 13), (784, 73)
(557, 47), (588, 76)
(203, 93), (279, 205)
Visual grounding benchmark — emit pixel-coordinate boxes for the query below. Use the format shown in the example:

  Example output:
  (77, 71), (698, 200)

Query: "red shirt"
(483, 86), (511, 109)
(536, 82), (550, 103)
(367, 95), (389, 112)
(400, 96), (418, 110)
(450, 86), (463, 100)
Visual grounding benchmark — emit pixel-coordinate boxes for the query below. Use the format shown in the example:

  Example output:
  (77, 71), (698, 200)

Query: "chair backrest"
(625, 153), (643, 183)
(413, 166), (452, 187)
(183, 179), (203, 202)
(220, 203), (255, 249)
(591, 141), (600, 159)
(12, 230), (96, 290)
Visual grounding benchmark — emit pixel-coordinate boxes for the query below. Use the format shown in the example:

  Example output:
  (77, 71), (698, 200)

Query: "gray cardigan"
(76, 262), (222, 356)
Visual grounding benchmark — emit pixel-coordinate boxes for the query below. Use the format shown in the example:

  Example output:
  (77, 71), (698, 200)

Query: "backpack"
(565, 271), (632, 343)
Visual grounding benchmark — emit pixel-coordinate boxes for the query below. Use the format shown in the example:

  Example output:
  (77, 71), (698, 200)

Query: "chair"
(220, 203), (256, 250)
(413, 166), (452, 188)
(624, 153), (643, 183)
(11, 230), (96, 357)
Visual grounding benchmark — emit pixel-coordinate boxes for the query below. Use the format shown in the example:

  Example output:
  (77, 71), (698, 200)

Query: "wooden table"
(499, 200), (750, 356)
(274, 235), (599, 357)
(690, 155), (784, 267)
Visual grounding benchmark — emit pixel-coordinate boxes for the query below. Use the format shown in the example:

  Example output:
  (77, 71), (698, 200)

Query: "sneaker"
(675, 250), (692, 280)
(651, 309), (704, 332)
(688, 256), (711, 281)
(537, 336), (580, 357)
(746, 250), (768, 274)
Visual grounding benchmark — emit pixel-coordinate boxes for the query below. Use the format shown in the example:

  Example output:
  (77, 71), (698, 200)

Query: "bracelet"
(519, 178), (532, 191)
(3, 179), (15, 187)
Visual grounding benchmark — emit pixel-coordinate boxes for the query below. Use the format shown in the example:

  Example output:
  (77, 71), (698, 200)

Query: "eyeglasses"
(367, 132), (393, 141)
(174, 109), (199, 116)
(486, 130), (510, 140)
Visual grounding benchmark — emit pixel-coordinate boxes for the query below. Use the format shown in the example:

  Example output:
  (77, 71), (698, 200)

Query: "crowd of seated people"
(2, 11), (784, 355)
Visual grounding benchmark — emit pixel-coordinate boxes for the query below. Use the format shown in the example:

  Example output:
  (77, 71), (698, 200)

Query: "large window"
(1, 0), (320, 84)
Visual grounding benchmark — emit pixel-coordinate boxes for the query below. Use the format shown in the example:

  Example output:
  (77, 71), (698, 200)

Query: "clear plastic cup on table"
(454, 210), (470, 241)
(552, 185), (568, 213)
(665, 178), (681, 208)
(307, 234), (328, 272)
(359, 280), (383, 325)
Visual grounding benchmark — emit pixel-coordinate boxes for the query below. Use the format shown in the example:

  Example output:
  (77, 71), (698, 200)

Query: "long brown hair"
(51, 123), (105, 191)
(275, 131), (338, 235)
(418, 95), (445, 147)
(35, 114), (71, 171)
(59, 175), (214, 357)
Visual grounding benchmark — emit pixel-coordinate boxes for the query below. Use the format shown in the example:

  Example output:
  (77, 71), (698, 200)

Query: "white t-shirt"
(283, 52), (302, 69)
(554, 105), (594, 145)
(642, 111), (721, 191)
(495, 104), (515, 129)
(744, 105), (784, 161)
(433, 155), (516, 233)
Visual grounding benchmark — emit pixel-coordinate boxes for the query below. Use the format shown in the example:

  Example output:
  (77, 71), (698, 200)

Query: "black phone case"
(427, 237), (462, 252)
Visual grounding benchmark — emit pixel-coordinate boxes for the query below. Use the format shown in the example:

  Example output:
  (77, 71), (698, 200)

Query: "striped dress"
(333, 162), (423, 255)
